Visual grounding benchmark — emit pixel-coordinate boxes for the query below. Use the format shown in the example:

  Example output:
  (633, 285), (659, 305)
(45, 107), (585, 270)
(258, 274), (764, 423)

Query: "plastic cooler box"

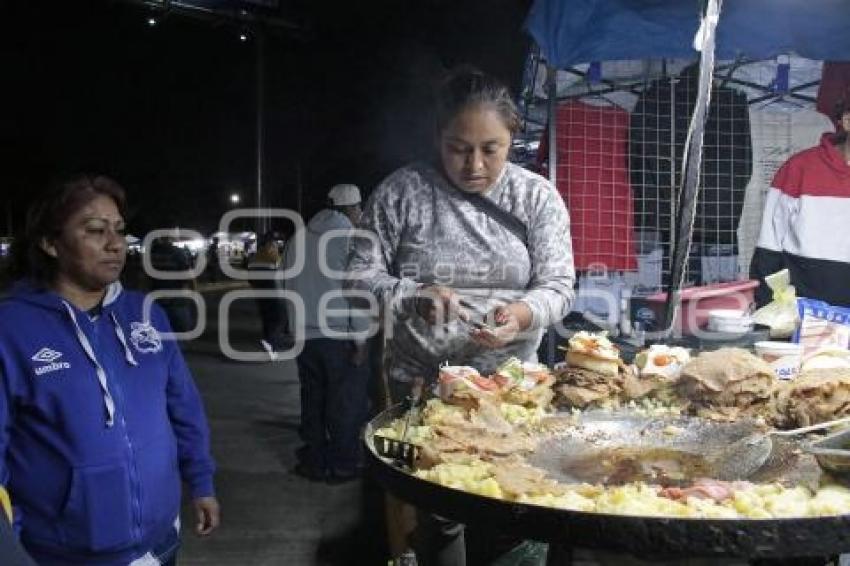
(638, 280), (759, 335)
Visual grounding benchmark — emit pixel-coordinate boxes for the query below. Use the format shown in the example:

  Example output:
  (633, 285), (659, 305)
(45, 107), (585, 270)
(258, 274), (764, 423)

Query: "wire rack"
(516, 54), (828, 319)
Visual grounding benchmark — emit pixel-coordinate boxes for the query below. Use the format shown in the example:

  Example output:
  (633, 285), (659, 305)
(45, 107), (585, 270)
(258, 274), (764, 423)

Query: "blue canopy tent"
(524, 0), (850, 338)
(526, 0), (850, 69)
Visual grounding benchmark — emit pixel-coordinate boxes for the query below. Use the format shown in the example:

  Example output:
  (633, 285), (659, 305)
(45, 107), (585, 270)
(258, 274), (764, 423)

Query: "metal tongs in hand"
(458, 299), (494, 331)
(375, 377), (425, 467)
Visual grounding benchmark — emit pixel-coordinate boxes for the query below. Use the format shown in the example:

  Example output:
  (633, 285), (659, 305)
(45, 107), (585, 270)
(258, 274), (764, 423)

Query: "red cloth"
(816, 61), (850, 126)
(538, 100), (636, 271)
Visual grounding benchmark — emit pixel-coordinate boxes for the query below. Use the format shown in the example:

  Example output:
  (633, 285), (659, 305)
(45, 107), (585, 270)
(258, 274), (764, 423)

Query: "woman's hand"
(415, 285), (467, 326)
(193, 496), (221, 536)
(470, 302), (532, 349)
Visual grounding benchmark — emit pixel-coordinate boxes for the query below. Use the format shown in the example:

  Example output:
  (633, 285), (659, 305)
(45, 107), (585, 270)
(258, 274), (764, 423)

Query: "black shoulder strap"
(458, 192), (528, 245)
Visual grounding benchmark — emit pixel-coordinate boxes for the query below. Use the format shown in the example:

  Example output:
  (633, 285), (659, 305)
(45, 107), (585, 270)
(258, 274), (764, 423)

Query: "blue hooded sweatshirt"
(0, 281), (215, 565)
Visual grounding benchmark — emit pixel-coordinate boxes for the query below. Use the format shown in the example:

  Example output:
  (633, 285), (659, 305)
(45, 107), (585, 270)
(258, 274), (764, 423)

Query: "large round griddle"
(365, 403), (850, 560)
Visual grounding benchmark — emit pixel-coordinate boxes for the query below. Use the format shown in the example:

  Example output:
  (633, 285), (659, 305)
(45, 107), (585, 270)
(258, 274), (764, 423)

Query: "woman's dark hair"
(434, 66), (521, 136)
(9, 174), (127, 284)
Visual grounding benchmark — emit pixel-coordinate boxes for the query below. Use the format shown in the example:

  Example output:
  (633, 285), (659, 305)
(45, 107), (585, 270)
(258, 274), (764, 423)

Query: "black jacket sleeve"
(750, 247), (785, 308)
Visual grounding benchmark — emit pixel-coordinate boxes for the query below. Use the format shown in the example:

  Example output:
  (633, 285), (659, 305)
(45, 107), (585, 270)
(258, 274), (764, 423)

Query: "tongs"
(793, 417), (850, 476)
(457, 299), (493, 331)
(711, 417), (850, 479)
(769, 416), (850, 437)
(375, 377), (425, 467)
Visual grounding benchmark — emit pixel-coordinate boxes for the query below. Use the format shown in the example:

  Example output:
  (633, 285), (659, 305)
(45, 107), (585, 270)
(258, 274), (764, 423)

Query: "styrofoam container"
(707, 309), (754, 333)
(754, 341), (803, 380)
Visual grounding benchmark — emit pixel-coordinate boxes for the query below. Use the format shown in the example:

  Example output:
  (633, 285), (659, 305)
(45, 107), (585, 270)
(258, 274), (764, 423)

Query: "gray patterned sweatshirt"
(346, 162), (575, 383)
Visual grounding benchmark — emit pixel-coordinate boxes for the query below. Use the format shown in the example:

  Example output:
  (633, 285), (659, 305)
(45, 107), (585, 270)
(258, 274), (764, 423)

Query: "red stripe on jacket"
(772, 133), (850, 198)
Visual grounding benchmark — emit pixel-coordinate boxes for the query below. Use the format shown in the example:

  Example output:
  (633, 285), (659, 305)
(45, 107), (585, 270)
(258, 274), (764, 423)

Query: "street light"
(230, 193), (241, 204)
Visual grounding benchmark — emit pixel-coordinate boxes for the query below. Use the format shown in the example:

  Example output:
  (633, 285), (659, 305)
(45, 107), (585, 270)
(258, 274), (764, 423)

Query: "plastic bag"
(793, 297), (850, 357)
(753, 269), (799, 338)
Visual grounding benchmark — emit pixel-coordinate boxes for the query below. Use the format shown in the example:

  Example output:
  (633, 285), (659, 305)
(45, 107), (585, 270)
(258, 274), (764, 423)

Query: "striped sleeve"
(754, 186), (798, 253)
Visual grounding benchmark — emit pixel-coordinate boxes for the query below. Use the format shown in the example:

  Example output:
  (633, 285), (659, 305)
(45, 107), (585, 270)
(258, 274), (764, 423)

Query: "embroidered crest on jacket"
(130, 322), (163, 353)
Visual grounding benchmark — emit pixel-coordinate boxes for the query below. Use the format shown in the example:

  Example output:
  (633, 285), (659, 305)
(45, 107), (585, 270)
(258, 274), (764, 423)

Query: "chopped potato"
(595, 484), (692, 517)
(809, 485), (850, 516)
(685, 497), (739, 519)
(374, 422), (432, 445)
(758, 486), (811, 518)
(500, 402), (546, 426)
(411, 458), (850, 519)
(518, 491), (595, 512)
(421, 399), (467, 426)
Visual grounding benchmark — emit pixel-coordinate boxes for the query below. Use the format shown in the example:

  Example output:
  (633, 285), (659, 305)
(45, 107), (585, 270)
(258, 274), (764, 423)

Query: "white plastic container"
(754, 341), (803, 380)
(707, 309), (753, 334)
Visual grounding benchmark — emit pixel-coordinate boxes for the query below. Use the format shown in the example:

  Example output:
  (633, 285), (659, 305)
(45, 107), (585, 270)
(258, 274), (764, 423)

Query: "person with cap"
(282, 183), (371, 482)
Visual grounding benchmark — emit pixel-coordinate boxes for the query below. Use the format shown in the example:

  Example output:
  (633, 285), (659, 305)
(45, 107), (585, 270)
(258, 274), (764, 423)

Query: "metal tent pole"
(546, 64), (558, 188)
(661, 0), (723, 336)
(546, 63), (559, 363)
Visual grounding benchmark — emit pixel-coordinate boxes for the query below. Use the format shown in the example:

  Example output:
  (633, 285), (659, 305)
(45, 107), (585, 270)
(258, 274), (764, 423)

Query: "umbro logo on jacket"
(31, 347), (71, 375)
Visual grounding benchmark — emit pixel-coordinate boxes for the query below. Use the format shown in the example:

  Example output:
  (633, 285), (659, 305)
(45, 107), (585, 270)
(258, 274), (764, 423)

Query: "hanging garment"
(816, 61), (850, 126)
(538, 99), (637, 272)
(629, 65), (753, 285)
(736, 107), (835, 275)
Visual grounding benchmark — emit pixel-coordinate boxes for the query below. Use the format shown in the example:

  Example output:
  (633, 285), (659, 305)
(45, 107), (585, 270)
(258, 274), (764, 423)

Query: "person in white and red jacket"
(750, 97), (850, 308)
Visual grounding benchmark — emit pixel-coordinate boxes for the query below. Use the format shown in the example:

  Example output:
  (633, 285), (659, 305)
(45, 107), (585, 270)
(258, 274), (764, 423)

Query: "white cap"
(327, 184), (362, 206)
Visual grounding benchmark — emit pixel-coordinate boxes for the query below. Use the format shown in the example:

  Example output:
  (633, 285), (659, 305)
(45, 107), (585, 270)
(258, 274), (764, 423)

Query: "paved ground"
(174, 291), (388, 566)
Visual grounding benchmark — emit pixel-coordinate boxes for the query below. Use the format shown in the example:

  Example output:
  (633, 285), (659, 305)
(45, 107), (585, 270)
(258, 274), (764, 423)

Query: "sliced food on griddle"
(495, 357), (556, 409)
(431, 424), (537, 456)
(677, 348), (777, 412)
(438, 365), (498, 406)
(565, 331), (621, 376)
(554, 332), (625, 409)
(775, 367), (850, 427)
(635, 345), (691, 380)
(438, 360), (555, 410)
(620, 345), (689, 402)
(658, 478), (755, 503)
(490, 457), (568, 498)
(373, 350), (850, 520)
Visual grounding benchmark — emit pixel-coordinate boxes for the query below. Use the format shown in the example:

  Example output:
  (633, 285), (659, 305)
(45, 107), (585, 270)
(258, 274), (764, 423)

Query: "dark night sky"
(1, 0), (532, 235)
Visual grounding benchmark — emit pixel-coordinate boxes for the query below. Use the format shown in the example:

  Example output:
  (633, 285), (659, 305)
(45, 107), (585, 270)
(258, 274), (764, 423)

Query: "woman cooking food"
(1, 175), (219, 565)
(346, 66), (575, 565)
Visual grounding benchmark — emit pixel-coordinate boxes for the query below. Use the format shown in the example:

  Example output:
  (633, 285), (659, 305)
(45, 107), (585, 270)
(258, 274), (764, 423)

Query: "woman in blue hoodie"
(1, 175), (219, 565)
